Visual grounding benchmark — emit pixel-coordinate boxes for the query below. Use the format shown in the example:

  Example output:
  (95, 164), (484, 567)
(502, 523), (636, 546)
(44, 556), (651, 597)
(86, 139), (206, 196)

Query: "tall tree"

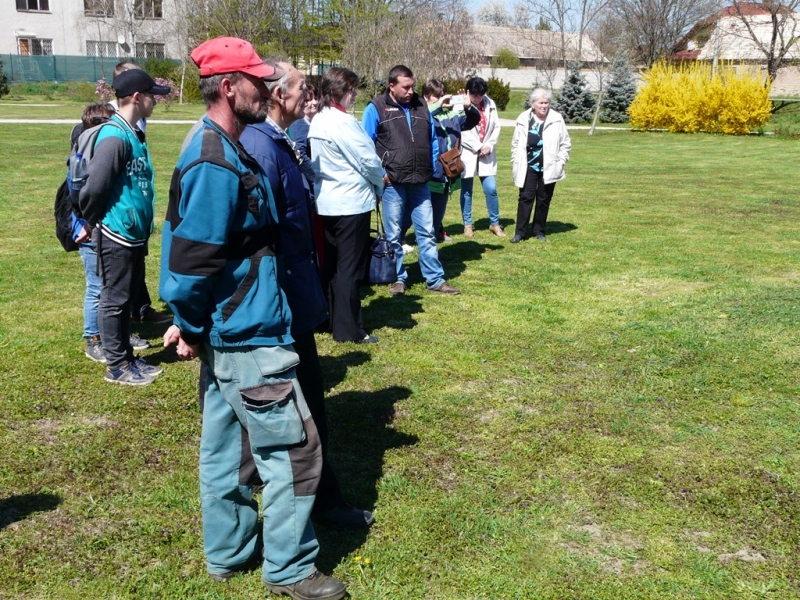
(728, 0), (800, 83)
(475, 1), (513, 26)
(610, 0), (716, 66)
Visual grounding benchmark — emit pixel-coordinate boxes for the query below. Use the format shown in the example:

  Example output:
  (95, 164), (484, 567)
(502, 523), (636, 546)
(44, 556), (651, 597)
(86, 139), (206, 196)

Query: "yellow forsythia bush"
(629, 61), (772, 134)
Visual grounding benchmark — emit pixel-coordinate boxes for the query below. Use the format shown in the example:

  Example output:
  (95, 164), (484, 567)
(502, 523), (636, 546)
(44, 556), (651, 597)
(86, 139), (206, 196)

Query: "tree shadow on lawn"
(314, 384), (417, 573)
(0, 492), (61, 531)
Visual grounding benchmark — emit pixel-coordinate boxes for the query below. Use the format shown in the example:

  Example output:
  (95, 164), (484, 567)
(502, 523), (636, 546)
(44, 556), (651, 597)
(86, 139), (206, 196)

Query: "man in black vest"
(362, 65), (461, 296)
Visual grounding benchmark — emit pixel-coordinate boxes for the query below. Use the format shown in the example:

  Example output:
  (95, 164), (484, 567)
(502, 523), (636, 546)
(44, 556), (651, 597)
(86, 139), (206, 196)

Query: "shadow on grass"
(320, 350), (371, 392)
(438, 240), (503, 280)
(546, 221), (578, 236)
(363, 293), (423, 332)
(0, 492), (61, 531)
(315, 384), (417, 572)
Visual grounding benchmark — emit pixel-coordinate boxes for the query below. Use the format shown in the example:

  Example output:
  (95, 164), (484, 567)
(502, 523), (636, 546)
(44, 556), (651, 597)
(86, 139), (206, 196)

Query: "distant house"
(4, 0), (179, 59)
(673, 3), (800, 63)
(468, 24), (606, 68)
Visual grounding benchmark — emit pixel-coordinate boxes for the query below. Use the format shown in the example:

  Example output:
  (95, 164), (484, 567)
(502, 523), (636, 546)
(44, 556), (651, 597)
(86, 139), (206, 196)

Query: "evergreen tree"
(0, 59), (9, 100)
(601, 54), (637, 123)
(552, 62), (595, 123)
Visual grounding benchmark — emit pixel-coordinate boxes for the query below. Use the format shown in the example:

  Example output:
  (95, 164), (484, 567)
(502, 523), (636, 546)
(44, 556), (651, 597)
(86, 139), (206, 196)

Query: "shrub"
(66, 81), (97, 103)
(0, 59), (9, 99)
(628, 61), (771, 134)
(553, 62), (595, 123)
(141, 57), (180, 81)
(487, 77), (510, 110)
(95, 76), (181, 110)
(601, 54), (637, 123)
(491, 47), (521, 70)
(442, 77), (467, 94)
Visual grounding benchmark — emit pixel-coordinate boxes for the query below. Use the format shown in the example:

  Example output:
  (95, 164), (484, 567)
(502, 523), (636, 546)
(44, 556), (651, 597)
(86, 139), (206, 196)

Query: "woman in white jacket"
(459, 77), (505, 238)
(309, 67), (384, 343)
(510, 88), (571, 243)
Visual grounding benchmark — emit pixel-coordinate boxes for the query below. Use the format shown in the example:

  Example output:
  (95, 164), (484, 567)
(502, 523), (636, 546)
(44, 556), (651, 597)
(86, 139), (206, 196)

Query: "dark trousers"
(515, 170), (556, 238)
(321, 212), (371, 342)
(197, 331), (345, 511)
(95, 231), (145, 368)
(130, 269), (152, 318)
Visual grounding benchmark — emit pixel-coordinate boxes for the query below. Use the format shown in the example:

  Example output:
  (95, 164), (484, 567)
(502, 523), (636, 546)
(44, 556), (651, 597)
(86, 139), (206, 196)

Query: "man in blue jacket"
(160, 37), (346, 600)
(240, 59), (374, 530)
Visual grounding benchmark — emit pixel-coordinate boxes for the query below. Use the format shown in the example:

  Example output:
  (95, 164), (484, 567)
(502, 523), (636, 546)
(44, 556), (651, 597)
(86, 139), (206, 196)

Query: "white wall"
(475, 66), (612, 92)
(4, 0), (180, 58)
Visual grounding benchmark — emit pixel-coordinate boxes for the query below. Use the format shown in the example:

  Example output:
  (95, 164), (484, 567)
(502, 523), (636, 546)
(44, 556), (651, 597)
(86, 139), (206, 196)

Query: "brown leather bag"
(438, 139), (464, 179)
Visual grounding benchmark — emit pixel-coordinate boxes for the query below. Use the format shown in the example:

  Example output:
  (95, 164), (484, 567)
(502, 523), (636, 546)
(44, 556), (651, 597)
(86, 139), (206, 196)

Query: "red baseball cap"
(191, 37), (284, 80)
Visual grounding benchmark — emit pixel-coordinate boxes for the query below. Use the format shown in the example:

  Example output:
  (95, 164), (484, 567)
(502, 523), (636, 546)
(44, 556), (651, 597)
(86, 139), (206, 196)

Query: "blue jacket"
(240, 119), (328, 335)
(160, 117), (293, 348)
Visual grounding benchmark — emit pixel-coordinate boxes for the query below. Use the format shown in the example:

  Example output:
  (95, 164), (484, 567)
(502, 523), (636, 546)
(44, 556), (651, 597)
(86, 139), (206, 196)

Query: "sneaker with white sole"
(85, 335), (106, 363)
(129, 333), (150, 349)
(132, 356), (164, 377)
(104, 362), (155, 386)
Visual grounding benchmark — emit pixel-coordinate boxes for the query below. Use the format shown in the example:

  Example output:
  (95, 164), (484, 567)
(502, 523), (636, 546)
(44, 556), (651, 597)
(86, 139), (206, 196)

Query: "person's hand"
(74, 225), (91, 244)
(479, 144), (492, 158)
(164, 324), (200, 361)
(440, 94), (453, 108)
(383, 173), (391, 184)
(458, 89), (470, 107)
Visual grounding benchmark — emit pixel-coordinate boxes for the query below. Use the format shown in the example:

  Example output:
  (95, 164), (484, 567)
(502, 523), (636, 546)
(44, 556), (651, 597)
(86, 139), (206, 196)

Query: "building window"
(18, 38), (53, 55)
(134, 0), (162, 18)
(16, 0), (49, 11)
(84, 0), (114, 16)
(135, 42), (165, 59)
(87, 41), (117, 57)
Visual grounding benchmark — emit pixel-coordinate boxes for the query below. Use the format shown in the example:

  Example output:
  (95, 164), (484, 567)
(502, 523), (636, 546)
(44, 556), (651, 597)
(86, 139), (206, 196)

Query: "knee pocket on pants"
(241, 380), (307, 449)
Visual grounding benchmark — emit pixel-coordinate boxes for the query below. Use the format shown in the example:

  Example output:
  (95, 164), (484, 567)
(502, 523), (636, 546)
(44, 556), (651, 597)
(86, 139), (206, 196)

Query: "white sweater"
(308, 107), (384, 216)
(511, 108), (571, 188)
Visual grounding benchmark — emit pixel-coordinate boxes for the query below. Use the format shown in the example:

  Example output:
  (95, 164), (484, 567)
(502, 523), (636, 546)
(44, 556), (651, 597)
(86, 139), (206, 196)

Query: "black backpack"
(54, 178), (79, 252)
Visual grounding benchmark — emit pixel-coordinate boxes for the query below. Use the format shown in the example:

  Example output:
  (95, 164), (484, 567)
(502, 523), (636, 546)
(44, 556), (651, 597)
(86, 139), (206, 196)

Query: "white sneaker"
(401, 243), (415, 254)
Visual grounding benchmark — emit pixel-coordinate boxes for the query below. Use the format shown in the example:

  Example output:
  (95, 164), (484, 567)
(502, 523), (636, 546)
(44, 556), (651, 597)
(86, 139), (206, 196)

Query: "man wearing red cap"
(160, 37), (346, 600)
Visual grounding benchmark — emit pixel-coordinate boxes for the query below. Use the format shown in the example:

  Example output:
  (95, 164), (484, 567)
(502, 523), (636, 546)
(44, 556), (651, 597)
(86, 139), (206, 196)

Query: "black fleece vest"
(370, 92), (433, 185)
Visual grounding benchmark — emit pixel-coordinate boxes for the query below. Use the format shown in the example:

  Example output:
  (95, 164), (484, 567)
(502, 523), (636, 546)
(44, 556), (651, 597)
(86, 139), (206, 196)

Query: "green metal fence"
(0, 54), (178, 83)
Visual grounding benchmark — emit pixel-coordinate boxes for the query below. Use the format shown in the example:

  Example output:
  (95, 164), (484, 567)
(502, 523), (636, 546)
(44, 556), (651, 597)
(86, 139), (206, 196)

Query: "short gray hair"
(529, 88), (552, 104)
(264, 58), (293, 95)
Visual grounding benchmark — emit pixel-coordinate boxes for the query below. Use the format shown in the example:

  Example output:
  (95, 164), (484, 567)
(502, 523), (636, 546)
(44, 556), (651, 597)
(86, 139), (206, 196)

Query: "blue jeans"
(78, 245), (100, 339)
(382, 183), (445, 289)
(460, 176), (500, 226)
(202, 344), (321, 585)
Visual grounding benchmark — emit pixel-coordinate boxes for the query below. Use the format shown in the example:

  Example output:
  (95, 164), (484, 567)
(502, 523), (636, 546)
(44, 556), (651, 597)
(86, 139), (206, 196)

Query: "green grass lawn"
(0, 118), (798, 599)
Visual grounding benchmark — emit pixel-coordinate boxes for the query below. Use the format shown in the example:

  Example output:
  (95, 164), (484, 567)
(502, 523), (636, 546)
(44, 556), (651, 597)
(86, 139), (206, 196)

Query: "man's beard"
(232, 103), (268, 132)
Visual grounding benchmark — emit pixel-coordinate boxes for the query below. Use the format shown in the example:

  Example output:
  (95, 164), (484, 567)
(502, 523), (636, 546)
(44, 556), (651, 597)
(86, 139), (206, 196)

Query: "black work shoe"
(265, 569), (346, 600)
(313, 503), (375, 530)
(510, 235), (522, 244)
(355, 335), (378, 344)
(535, 234), (547, 242)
